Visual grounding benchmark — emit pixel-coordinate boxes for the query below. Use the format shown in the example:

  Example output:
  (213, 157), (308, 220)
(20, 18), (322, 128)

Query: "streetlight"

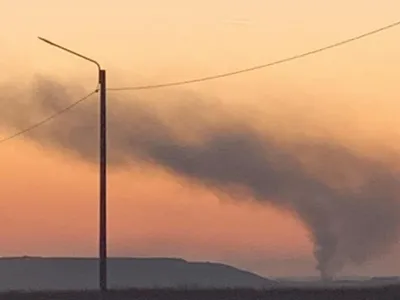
(38, 37), (108, 292)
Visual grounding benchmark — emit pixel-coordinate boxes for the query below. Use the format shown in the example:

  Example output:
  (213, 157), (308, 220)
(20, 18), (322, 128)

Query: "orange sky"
(1, 0), (400, 276)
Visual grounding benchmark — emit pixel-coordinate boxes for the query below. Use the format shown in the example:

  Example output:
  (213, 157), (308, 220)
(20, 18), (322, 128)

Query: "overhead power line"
(1, 20), (400, 145)
(0, 90), (97, 145)
(108, 19), (400, 92)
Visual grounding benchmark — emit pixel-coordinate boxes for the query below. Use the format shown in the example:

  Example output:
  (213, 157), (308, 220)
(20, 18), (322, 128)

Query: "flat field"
(1, 286), (400, 300)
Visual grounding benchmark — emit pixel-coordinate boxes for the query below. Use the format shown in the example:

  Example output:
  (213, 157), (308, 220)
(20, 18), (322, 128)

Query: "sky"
(1, 0), (400, 278)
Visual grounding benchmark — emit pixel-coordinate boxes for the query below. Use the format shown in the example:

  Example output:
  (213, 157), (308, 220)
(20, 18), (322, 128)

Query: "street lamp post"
(38, 37), (108, 292)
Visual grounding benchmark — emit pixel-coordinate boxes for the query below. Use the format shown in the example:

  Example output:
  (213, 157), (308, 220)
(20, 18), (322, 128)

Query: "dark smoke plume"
(2, 76), (400, 280)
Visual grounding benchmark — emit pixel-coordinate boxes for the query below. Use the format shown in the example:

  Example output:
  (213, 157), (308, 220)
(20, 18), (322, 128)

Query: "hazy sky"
(1, 0), (400, 277)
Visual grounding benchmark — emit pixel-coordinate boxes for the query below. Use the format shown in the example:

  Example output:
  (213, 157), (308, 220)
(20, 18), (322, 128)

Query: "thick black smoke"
(2, 77), (400, 280)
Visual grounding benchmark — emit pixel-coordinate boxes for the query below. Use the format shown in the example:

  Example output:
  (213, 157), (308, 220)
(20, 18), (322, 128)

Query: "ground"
(1, 287), (400, 300)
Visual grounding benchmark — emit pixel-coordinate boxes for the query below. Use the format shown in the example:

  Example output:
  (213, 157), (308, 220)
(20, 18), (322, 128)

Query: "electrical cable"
(0, 90), (97, 144)
(108, 19), (400, 91)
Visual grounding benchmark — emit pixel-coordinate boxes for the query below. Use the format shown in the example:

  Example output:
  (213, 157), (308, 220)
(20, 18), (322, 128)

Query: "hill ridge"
(0, 257), (275, 291)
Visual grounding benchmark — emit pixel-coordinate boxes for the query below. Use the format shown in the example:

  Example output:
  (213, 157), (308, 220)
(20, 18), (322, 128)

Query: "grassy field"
(1, 286), (400, 300)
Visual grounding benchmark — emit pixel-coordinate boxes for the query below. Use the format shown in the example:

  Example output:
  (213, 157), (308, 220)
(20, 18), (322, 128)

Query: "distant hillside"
(0, 257), (275, 291)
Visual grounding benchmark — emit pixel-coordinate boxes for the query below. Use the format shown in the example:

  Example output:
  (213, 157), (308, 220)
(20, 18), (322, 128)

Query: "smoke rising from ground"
(2, 76), (400, 280)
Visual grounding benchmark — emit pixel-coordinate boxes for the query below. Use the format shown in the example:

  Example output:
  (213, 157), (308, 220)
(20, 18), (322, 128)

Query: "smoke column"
(2, 77), (400, 280)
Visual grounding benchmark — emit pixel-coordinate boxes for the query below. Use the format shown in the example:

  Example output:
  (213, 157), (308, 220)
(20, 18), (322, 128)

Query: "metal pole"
(38, 37), (108, 293)
(99, 69), (107, 292)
